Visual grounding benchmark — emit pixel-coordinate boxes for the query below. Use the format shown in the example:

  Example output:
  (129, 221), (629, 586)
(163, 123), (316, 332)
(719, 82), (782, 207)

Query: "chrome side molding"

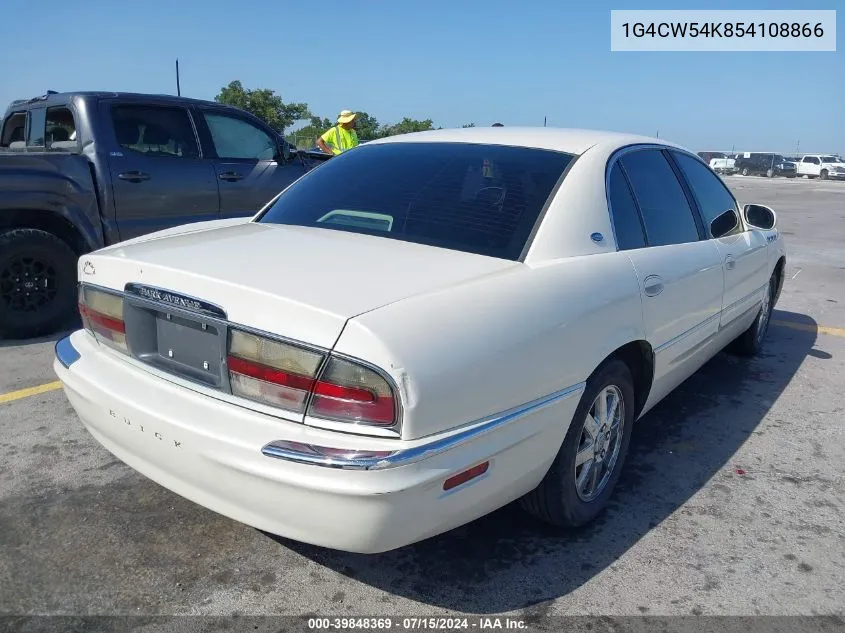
(261, 381), (587, 470)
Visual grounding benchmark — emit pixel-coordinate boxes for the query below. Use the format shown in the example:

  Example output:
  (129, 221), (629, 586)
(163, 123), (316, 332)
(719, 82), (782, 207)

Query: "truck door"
(193, 107), (306, 218)
(101, 100), (220, 240)
(801, 156), (820, 177)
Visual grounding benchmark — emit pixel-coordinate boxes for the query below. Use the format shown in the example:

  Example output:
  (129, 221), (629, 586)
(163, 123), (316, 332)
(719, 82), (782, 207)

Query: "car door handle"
(118, 171), (150, 182)
(218, 171), (244, 181)
(643, 274), (664, 297)
(725, 255), (736, 270)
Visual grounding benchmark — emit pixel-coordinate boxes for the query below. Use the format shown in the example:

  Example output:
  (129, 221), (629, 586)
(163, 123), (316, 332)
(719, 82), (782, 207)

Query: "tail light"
(227, 329), (398, 429)
(310, 357), (396, 425)
(79, 286), (128, 354)
(227, 330), (324, 413)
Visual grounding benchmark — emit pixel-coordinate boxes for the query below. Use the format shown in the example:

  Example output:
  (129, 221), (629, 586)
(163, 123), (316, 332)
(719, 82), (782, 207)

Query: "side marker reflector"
(443, 461), (490, 491)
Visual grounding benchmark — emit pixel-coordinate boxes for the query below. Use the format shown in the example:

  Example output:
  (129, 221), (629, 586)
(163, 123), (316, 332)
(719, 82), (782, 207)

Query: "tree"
(462, 123), (476, 128)
(354, 111), (380, 141)
(380, 117), (435, 138)
(215, 80), (309, 131)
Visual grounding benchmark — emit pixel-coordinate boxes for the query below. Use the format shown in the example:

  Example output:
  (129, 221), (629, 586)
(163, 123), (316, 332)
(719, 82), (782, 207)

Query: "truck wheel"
(742, 167), (749, 176)
(0, 229), (78, 339)
(820, 170), (828, 180)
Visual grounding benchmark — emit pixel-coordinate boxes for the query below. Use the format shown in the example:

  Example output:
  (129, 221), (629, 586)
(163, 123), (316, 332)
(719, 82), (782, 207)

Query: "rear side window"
(258, 142), (574, 260)
(0, 112), (26, 147)
(620, 149), (700, 247)
(110, 105), (199, 158)
(607, 163), (646, 250)
(45, 106), (78, 150)
(672, 152), (741, 238)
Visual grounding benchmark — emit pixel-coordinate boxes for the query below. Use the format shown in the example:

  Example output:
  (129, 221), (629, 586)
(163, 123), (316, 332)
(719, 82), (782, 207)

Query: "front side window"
(203, 112), (277, 160)
(820, 156), (838, 164)
(258, 142), (574, 260)
(110, 105), (199, 158)
(672, 152), (741, 238)
(620, 149), (700, 247)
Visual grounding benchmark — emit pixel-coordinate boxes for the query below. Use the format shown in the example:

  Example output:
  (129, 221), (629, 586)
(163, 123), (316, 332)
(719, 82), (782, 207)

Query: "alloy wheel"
(575, 385), (625, 502)
(0, 256), (58, 313)
(756, 281), (773, 344)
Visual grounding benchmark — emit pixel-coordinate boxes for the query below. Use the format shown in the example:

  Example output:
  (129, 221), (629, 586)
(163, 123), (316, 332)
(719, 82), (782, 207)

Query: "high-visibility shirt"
(320, 126), (359, 155)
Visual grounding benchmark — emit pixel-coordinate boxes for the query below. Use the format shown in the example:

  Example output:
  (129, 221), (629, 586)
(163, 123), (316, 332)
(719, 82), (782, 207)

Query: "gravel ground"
(0, 176), (843, 624)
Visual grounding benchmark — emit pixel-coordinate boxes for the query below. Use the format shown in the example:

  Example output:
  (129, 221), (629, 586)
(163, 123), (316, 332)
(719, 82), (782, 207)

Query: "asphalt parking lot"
(1, 176), (843, 621)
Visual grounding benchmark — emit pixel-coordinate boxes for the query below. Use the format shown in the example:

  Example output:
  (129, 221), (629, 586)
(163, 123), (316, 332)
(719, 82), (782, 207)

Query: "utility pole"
(176, 59), (181, 96)
(656, 129), (659, 139)
(796, 140), (800, 154)
(543, 116), (547, 127)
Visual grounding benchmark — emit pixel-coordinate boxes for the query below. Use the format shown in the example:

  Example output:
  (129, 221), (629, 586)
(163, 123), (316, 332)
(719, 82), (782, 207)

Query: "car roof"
(5, 91), (222, 112)
(367, 126), (682, 155)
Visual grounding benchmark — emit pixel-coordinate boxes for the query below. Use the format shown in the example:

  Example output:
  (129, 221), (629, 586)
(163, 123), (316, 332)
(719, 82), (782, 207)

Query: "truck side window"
(27, 108), (46, 147)
(202, 112), (277, 161)
(110, 105), (199, 158)
(46, 107), (78, 150)
(0, 112), (26, 147)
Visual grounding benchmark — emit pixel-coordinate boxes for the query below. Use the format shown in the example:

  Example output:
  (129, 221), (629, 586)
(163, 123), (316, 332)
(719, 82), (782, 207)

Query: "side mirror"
(743, 204), (777, 230)
(710, 208), (740, 238)
(275, 133), (291, 162)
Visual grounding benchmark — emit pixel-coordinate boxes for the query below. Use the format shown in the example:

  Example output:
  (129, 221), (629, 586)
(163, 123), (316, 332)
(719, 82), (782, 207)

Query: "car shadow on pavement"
(274, 309), (823, 613)
(0, 329), (71, 349)
(0, 315), (79, 348)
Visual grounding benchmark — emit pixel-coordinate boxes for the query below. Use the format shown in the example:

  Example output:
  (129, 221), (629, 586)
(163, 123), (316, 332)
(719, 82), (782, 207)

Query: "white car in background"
(709, 154), (737, 174)
(54, 128), (787, 553)
(796, 154), (845, 180)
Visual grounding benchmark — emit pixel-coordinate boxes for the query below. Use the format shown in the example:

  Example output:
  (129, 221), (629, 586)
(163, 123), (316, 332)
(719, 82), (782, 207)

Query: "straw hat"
(337, 110), (358, 124)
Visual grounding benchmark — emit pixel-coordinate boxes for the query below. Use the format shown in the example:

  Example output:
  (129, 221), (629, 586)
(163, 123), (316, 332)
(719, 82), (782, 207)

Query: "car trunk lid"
(84, 221), (519, 349)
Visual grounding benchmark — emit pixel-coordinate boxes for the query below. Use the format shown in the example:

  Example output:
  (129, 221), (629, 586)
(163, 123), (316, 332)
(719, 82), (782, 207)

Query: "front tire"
(520, 359), (635, 528)
(0, 229), (78, 339)
(729, 273), (776, 357)
(742, 167), (750, 176)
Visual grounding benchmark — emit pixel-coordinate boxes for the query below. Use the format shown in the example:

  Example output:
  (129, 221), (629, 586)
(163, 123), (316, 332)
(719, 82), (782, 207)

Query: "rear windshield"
(257, 142), (575, 260)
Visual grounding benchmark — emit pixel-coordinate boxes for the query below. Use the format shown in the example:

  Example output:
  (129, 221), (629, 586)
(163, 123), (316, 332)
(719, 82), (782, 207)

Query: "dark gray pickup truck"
(0, 90), (317, 338)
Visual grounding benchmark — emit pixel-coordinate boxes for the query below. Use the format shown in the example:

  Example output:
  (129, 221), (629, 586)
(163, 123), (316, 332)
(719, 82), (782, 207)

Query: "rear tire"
(0, 229), (78, 339)
(820, 170), (828, 180)
(519, 359), (635, 528)
(729, 273), (776, 357)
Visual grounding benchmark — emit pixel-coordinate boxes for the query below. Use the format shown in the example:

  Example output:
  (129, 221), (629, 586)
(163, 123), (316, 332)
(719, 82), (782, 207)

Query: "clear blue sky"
(1, 0), (841, 153)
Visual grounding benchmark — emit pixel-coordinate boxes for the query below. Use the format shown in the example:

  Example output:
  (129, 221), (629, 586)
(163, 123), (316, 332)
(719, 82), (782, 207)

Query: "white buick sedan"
(54, 128), (786, 553)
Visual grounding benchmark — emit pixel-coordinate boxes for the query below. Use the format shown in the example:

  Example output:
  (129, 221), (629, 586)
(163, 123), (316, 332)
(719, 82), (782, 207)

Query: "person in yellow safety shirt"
(316, 110), (360, 156)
